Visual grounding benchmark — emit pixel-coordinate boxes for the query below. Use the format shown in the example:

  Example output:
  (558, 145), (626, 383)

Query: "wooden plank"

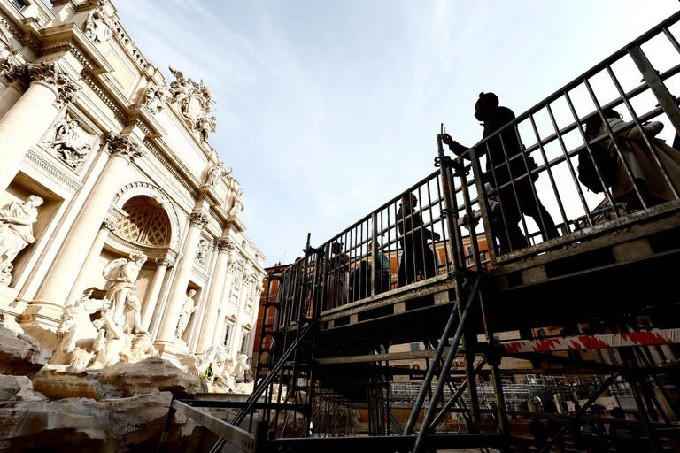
(316, 347), (451, 365)
(172, 400), (256, 453)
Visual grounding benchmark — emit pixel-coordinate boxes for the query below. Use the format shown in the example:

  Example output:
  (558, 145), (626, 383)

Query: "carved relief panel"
(39, 111), (98, 173)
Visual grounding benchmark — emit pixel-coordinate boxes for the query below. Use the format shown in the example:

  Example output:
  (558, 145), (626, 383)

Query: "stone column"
(155, 212), (207, 347)
(0, 60), (78, 191)
(196, 239), (233, 353)
(31, 136), (143, 317)
(211, 258), (239, 346)
(142, 257), (173, 331)
(65, 219), (114, 304)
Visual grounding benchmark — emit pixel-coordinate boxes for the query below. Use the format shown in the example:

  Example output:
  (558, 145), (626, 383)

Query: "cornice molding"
(24, 147), (81, 191)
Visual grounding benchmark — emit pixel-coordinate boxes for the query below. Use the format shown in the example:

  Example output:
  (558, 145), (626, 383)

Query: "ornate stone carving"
(50, 285), (159, 371)
(189, 212), (208, 227)
(144, 83), (166, 113)
(107, 134), (144, 162)
(1, 53), (25, 85)
(216, 239), (233, 252)
(83, 9), (112, 44)
(155, 256), (174, 267)
(102, 216), (117, 232)
(167, 66), (217, 142)
(48, 113), (92, 169)
(196, 115), (216, 142)
(196, 345), (236, 393)
(175, 288), (198, 339)
(102, 252), (147, 335)
(195, 237), (209, 265)
(26, 61), (79, 107)
(51, 288), (107, 371)
(0, 195), (43, 286)
(202, 162), (226, 189)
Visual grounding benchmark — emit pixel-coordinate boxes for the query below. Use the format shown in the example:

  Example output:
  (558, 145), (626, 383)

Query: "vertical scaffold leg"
(405, 275), (480, 453)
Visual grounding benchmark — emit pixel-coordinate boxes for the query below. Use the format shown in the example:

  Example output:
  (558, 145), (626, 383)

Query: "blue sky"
(114, 1), (680, 267)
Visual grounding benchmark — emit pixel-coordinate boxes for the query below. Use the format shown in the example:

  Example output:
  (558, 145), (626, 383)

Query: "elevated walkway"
(160, 10), (680, 453)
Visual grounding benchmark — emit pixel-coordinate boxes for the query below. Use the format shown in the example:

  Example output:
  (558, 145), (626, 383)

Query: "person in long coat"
(397, 193), (440, 287)
(585, 108), (680, 211)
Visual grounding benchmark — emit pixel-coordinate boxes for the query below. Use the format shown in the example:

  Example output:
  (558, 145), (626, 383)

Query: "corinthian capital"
(1, 55), (26, 86)
(217, 239), (235, 251)
(189, 212), (208, 227)
(155, 256), (175, 267)
(107, 134), (144, 162)
(26, 61), (79, 107)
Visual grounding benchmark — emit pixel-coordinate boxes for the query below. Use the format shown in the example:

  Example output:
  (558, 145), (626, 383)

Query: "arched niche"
(110, 181), (182, 251)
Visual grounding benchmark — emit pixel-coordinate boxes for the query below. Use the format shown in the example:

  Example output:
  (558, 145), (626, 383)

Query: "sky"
(114, 1), (680, 268)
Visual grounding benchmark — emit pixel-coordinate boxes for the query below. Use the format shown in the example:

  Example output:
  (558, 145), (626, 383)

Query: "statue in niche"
(175, 288), (198, 339)
(103, 252), (147, 334)
(0, 195), (43, 286)
(51, 114), (92, 169)
(83, 9), (112, 44)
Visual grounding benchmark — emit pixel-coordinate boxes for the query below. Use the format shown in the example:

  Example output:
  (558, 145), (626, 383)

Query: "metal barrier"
(268, 10), (680, 317)
(232, 11), (680, 452)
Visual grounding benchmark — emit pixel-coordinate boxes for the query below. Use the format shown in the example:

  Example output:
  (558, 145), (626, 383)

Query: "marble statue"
(103, 253), (147, 334)
(233, 353), (251, 383)
(122, 332), (157, 364)
(0, 195), (43, 286)
(175, 288), (198, 339)
(196, 115), (216, 142)
(51, 288), (108, 370)
(228, 189), (244, 217)
(90, 309), (128, 369)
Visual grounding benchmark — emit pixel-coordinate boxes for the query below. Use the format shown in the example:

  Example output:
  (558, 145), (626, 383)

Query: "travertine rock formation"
(0, 326), (216, 452)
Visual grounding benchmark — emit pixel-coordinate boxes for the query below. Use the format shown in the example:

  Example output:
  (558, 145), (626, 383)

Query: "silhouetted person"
(349, 259), (370, 302)
(397, 193), (439, 286)
(443, 92), (559, 254)
(369, 241), (391, 294)
(325, 241), (349, 309)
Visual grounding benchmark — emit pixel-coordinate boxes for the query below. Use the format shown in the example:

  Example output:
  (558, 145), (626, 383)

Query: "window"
(12, 0), (27, 11)
(240, 331), (251, 354)
(223, 323), (232, 346)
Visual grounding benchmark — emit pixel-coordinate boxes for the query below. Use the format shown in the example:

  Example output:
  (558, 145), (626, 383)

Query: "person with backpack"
(442, 92), (559, 254)
(580, 108), (680, 211)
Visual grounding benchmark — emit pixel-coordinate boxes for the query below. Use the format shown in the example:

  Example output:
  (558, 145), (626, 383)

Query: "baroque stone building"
(0, 0), (265, 380)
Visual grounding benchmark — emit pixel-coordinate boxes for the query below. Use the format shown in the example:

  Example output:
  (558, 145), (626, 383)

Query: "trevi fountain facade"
(0, 0), (266, 450)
